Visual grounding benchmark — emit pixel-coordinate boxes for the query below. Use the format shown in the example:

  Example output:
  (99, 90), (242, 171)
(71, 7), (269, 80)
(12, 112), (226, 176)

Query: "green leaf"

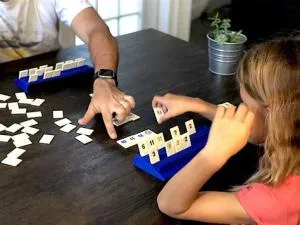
(208, 12), (219, 21)
(229, 31), (244, 43)
(208, 11), (246, 43)
(215, 34), (229, 44)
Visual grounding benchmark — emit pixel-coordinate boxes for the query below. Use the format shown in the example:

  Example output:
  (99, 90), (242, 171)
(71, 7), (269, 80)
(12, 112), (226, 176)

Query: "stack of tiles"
(53, 115), (94, 145)
(75, 127), (94, 144)
(0, 92), (47, 166)
(137, 119), (196, 164)
(0, 90), (102, 167)
(117, 129), (157, 149)
(112, 112), (140, 126)
(18, 58), (86, 83)
(1, 148), (26, 167)
(117, 118), (196, 165)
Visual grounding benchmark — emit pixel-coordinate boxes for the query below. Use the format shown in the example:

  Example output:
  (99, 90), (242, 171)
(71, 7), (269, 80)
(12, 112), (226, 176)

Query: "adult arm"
(71, 7), (135, 139)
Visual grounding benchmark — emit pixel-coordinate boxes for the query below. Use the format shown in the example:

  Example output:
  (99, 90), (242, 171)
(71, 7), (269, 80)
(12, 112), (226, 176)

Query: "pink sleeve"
(236, 183), (284, 224)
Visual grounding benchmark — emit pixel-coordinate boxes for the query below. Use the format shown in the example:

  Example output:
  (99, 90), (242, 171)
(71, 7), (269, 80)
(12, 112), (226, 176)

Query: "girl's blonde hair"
(237, 39), (300, 186)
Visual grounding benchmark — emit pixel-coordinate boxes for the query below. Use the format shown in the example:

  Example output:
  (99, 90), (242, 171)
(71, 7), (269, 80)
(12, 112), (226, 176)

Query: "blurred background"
(60, 0), (300, 48)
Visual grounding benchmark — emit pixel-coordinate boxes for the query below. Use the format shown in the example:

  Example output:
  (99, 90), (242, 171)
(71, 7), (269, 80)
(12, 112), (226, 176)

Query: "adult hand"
(78, 79), (135, 139)
(203, 104), (255, 163)
(152, 93), (194, 124)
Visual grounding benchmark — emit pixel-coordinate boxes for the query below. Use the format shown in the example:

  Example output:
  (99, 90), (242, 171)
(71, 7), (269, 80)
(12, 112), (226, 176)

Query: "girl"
(153, 39), (300, 224)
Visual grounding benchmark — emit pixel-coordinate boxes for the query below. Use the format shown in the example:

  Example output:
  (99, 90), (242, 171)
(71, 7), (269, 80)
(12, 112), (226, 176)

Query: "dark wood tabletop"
(0, 29), (259, 225)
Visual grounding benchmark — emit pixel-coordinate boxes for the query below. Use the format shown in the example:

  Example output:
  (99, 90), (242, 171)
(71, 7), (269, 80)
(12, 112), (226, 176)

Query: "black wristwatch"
(94, 69), (118, 86)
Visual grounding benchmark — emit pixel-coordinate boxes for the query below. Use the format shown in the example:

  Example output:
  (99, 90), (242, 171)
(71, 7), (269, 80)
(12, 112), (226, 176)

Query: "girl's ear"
(264, 105), (270, 113)
(260, 105), (268, 119)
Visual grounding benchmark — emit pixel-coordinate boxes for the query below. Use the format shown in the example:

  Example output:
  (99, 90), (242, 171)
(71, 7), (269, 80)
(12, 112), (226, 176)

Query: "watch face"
(99, 69), (115, 77)
(94, 69), (118, 86)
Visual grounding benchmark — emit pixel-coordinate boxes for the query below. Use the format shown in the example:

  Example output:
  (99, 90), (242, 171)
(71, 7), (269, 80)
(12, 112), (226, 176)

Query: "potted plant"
(207, 13), (247, 75)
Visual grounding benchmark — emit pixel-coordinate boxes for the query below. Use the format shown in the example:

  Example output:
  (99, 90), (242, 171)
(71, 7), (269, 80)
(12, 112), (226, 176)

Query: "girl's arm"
(157, 105), (256, 224)
(188, 97), (218, 121)
(157, 150), (253, 224)
(152, 93), (218, 123)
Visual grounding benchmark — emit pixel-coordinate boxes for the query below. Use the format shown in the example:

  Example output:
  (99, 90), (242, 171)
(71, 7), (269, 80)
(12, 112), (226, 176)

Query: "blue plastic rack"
(15, 65), (94, 93)
(133, 125), (210, 182)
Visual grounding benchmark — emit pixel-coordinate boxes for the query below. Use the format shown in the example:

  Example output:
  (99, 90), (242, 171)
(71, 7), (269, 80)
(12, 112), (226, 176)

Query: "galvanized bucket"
(207, 33), (247, 75)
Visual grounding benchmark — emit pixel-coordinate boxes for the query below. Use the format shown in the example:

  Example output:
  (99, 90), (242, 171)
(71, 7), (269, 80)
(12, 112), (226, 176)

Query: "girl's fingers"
(234, 104), (248, 122)
(152, 95), (165, 108)
(224, 106), (236, 118)
(158, 111), (171, 124)
(215, 106), (226, 118)
(162, 105), (168, 114)
(157, 103), (163, 108)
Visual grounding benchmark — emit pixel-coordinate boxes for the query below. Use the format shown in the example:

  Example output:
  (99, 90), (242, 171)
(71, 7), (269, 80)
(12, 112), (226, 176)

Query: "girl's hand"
(203, 104), (255, 163)
(152, 93), (194, 123)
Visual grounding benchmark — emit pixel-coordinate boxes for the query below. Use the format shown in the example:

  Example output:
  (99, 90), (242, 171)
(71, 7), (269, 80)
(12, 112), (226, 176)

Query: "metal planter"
(207, 33), (247, 75)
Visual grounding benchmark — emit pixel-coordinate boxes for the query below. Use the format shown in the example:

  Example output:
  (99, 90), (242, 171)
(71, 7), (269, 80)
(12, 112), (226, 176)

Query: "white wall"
(142, 0), (192, 41)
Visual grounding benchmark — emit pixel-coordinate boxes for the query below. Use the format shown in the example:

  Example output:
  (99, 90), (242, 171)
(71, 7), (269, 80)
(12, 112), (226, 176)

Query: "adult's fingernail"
(111, 133), (117, 139)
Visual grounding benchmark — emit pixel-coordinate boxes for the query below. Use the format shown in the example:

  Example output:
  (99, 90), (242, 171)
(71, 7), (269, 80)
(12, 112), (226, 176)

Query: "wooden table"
(0, 29), (259, 225)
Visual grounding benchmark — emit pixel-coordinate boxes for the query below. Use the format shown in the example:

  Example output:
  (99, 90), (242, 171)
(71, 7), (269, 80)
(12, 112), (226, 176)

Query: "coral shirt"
(236, 175), (300, 225)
